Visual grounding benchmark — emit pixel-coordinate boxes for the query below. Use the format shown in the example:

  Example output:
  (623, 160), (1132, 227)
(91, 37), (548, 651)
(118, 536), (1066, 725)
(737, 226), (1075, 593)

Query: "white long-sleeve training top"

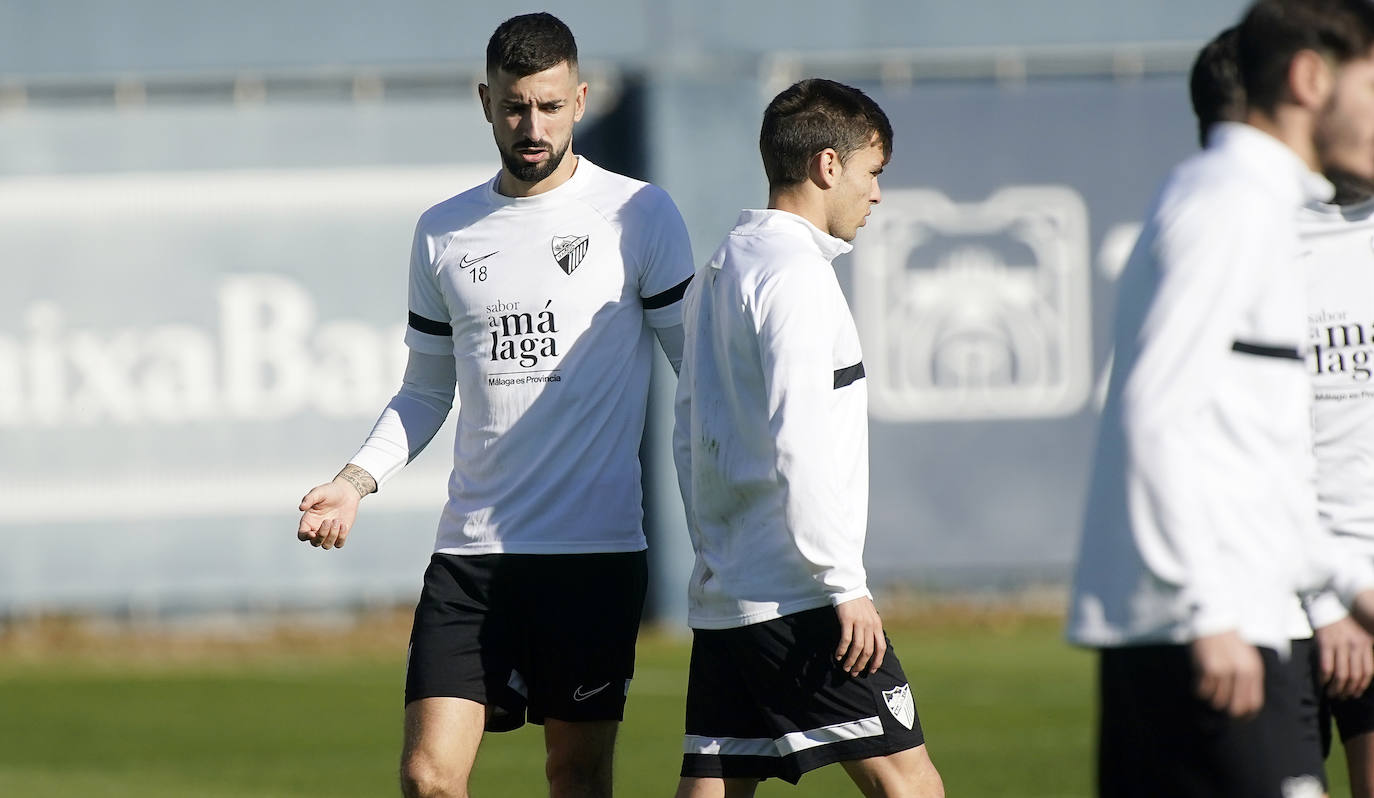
(674, 209), (871, 630)
(1067, 123), (1374, 654)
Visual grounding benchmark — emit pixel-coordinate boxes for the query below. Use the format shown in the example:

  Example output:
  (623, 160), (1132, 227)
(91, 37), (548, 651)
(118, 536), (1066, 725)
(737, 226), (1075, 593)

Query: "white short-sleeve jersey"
(404, 156), (694, 554)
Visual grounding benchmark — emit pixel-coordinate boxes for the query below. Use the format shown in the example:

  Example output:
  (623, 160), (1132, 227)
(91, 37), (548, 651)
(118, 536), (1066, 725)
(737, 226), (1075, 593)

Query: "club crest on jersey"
(882, 684), (915, 730)
(552, 234), (589, 275)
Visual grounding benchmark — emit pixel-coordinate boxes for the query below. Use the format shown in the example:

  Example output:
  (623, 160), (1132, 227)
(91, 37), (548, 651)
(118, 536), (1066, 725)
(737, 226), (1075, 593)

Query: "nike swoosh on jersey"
(458, 251), (499, 269)
(572, 682), (611, 701)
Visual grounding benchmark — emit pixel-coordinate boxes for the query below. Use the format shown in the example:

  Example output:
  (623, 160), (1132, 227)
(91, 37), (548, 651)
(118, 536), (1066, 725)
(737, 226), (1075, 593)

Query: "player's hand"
(1315, 616), (1374, 699)
(296, 477), (364, 550)
(834, 597), (886, 677)
(1189, 631), (1264, 718)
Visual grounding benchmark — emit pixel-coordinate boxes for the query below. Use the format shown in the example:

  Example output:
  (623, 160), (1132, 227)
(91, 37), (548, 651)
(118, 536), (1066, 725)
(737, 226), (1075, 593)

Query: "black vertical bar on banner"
(577, 73), (650, 182)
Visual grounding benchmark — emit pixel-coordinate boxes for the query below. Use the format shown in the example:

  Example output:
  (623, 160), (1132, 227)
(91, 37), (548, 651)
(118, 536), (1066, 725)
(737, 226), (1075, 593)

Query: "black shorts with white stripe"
(680, 606), (925, 785)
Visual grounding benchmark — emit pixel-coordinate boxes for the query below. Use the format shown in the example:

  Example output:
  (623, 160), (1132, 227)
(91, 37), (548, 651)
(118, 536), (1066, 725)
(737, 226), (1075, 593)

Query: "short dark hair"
(486, 12), (578, 78)
(759, 79), (893, 191)
(1189, 27), (1246, 148)
(1238, 0), (1374, 113)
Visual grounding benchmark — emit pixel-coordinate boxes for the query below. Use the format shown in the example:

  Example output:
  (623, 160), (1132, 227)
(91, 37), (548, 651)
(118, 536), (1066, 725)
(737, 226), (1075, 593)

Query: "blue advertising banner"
(845, 75), (1195, 586)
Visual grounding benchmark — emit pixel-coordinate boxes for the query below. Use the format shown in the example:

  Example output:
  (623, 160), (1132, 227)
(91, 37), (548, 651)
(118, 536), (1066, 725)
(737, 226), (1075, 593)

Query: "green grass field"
(0, 611), (1355, 797)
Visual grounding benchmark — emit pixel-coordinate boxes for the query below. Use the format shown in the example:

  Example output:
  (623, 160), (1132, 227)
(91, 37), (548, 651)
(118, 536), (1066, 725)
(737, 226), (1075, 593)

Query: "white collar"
(732, 208), (853, 261)
(1209, 122), (1334, 205)
(483, 155), (589, 208)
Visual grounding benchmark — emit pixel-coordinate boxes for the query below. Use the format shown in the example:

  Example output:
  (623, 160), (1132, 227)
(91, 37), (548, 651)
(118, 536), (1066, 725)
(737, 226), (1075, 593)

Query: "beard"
(1315, 90), (1374, 193)
(498, 136), (571, 185)
(1326, 167), (1374, 207)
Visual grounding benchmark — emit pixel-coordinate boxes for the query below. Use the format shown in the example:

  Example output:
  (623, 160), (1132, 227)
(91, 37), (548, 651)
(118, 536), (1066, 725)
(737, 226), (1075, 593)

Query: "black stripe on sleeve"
(642, 276), (693, 310)
(408, 311), (453, 337)
(1231, 340), (1302, 361)
(833, 362), (866, 389)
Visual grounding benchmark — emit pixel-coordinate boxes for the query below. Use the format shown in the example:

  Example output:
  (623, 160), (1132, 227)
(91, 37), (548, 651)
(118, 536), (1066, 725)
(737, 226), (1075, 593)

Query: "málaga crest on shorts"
(552, 234), (590, 275)
(883, 684), (915, 730)
(1281, 775), (1323, 798)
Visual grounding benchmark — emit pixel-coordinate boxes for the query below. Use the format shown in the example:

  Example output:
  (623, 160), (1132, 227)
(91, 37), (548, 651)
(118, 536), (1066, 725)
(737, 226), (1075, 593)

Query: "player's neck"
(1244, 107), (1320, 173)
(769, 189), (832, 239)
(497, 151), (580, 198)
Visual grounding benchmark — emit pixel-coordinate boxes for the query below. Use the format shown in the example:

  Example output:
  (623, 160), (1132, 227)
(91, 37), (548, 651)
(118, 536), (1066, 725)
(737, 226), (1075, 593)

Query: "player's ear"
(573, 81), (588, 123)
(1287, 48), (1334, 112)
(478, 83), (493, 123)
(809, 148), (841, 190)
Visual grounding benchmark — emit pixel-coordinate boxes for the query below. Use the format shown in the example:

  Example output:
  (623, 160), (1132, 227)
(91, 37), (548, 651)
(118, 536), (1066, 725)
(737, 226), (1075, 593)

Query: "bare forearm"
(336, 464), (377, 498)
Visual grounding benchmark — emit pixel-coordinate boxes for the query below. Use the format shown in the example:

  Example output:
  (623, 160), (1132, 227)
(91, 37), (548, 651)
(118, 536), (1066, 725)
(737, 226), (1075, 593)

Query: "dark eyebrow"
(502, 98), (565, 110)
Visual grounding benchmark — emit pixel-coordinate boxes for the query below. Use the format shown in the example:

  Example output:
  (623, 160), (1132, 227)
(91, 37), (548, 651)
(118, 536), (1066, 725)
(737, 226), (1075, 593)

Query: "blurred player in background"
(1188, 27), (1247, 149)
(1068, 1), (1374, 795)
(671, 78), (944, 797)
(1188, 24), (1374, 796)
(1299, 87), (1374, 798)
(294, 12), (695, 798)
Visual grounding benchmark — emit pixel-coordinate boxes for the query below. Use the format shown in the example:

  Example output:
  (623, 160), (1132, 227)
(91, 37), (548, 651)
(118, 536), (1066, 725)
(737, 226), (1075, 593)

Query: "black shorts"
(1097, 643), (1325, 798)
(1314, 641), (1374, 753)
(1286, 639), (1327, 785)
(680, 606), (926, 785)
(404, 551), (647, 732)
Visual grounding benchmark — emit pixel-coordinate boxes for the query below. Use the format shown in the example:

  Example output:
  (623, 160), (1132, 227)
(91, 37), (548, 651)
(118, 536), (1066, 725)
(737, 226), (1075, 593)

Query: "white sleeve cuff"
(1332, 557), (1374, 610)
(347, 448), (405, 490)
(1304, 590), (1352, 631)
(830, 586), (873, 607)
(1184, 598), (1241, 641)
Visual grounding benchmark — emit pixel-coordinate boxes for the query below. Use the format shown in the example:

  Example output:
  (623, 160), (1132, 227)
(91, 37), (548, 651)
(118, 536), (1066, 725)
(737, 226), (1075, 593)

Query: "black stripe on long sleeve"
(1231, 340), (1302, 360)
(834, 362), (866, 389)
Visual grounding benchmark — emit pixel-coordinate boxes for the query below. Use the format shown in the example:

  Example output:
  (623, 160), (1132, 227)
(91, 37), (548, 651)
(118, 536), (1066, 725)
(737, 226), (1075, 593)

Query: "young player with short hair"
(672, 77), (944, 797)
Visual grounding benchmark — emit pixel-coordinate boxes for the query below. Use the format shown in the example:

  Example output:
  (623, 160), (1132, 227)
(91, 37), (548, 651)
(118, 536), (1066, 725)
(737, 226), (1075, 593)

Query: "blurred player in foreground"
(1188, 24), (1374, 796)
(672, 78), (944, 797)
(295, 12), (695, 798)
(1068, 1), (1374, 795)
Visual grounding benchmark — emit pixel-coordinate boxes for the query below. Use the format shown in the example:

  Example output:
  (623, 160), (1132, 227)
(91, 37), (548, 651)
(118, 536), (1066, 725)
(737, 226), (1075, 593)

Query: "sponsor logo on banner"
(882, 684), (915, 730)
(552, 234), (589, 275)
(0, 166), (492, 527)
(852, 187), (1093, 421)
(0, 275), (406, 427)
